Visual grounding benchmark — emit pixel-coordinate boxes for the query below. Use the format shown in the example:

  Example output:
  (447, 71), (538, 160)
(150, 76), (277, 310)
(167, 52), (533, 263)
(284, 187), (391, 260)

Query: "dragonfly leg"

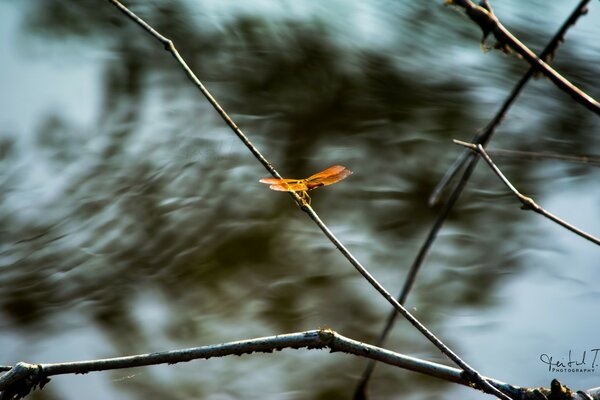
(296, 191), (311, 207)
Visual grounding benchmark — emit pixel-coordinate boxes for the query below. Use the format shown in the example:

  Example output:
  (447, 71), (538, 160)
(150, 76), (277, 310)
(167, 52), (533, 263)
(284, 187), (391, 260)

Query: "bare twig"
(448, 0), (599, 115)
(106, 1), (511, 399)
(430, 0), (591, 206)
(454, 140), (600, 246)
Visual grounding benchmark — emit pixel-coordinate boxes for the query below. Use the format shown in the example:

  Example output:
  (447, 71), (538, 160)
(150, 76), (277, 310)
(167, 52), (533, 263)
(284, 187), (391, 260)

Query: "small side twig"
(454, 140), (600, 246)
(447, 0), (600, 115)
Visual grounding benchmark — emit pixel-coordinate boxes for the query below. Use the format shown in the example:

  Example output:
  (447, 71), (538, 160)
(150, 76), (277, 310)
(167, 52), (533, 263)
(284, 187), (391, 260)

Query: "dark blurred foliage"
(0, 0), (599, 399)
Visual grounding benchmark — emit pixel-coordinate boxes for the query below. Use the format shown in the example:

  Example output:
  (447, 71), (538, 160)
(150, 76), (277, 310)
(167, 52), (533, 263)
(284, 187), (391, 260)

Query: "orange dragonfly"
(259, 165), (352, 205)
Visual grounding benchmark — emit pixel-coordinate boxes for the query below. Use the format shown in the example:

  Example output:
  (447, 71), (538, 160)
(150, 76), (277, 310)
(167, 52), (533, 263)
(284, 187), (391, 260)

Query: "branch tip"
(452, 139), (476, 150)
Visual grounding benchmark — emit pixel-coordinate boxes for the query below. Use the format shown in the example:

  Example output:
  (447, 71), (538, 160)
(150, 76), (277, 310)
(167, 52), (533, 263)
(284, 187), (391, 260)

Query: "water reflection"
(1, 1), (599, 399)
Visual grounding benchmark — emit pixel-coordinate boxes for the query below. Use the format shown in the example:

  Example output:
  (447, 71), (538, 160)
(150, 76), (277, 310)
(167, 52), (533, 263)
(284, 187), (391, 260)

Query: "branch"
(0, 329), (532, 400)
(106, 1), (510, 399)
(354, 154), (481, 399)
(454, 140), (600, 246)
(0, 330), (462, 385)
(355, 3), (591, 392)
(354, 7), (596, 392)
(447, 0), (600, 115)
(430, 0), (591, 206)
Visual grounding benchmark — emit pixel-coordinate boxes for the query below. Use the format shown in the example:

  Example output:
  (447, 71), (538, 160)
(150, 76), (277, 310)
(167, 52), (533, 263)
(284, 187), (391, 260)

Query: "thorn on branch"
(477, 0), (511, 54)
(540, 4), (587, 66)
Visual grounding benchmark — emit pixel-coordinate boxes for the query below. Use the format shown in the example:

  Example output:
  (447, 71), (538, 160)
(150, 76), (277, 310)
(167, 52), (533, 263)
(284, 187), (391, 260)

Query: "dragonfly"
(259, 165), (353, 205)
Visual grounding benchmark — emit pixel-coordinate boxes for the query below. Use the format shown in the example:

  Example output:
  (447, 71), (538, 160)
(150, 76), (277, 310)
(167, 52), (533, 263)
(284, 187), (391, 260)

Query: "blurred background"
(1, 1), (599, 399)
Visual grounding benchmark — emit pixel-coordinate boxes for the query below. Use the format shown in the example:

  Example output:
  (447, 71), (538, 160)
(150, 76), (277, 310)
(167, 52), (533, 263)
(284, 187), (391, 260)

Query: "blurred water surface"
(0, 1), (599, 399)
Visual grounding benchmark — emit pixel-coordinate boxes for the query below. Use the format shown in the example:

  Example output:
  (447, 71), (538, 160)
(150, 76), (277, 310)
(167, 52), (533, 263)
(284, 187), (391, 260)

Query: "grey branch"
(1, 330), (494, 388)
(1, 329), (598, 399)
(454, 140), (600, 246)
(448, 0), (599, 115)
(430, 0), (592, 207)
(105, 1), (511, 398)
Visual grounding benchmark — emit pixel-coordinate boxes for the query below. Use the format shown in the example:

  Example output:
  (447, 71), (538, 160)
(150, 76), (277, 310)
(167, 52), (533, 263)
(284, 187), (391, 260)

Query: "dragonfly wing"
(259, 178), (296, 184)
(259, 178), (308, 192)
(306, 165), (352, 189)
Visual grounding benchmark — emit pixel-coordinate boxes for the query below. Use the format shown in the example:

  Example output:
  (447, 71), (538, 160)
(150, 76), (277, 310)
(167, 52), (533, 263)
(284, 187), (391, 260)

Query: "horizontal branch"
(0, 329), (518, 398)
(1, 329), (597, 399)
(448, 0), (600, 115)
(454, 140), (600, 246)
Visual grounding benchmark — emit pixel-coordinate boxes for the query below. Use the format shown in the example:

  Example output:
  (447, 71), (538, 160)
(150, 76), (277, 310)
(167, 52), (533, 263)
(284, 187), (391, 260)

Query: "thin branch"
(2, 330), (598, 399)
(448, 0), (599, 115)
(0, 330), (491, 388)
(303, 206), (514, 400)
(106, 0), (285, 182)
(354, 154), (480, 399)
(429, 150), (471, 206)
(454, 140), (600, 246)
(430, 0), (591, 206)
(106, 1), (511, 399)
(352, 8), (600, 394)
(0, 329), (539, 400)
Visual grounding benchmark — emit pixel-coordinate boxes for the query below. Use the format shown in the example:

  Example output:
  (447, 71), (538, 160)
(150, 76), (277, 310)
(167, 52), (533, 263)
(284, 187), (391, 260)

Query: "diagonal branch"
(454, 140), (600, 246)
(430, 0), (592, 206)
(448, 0), (599, 115)
(354, 2), (591, 397)
(106, 1), (511, 398)
(354, 155), (481, 400)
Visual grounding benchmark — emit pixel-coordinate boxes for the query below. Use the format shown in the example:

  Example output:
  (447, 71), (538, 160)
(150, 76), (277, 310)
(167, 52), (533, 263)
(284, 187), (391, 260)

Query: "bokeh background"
(1, 1), (599, 399)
